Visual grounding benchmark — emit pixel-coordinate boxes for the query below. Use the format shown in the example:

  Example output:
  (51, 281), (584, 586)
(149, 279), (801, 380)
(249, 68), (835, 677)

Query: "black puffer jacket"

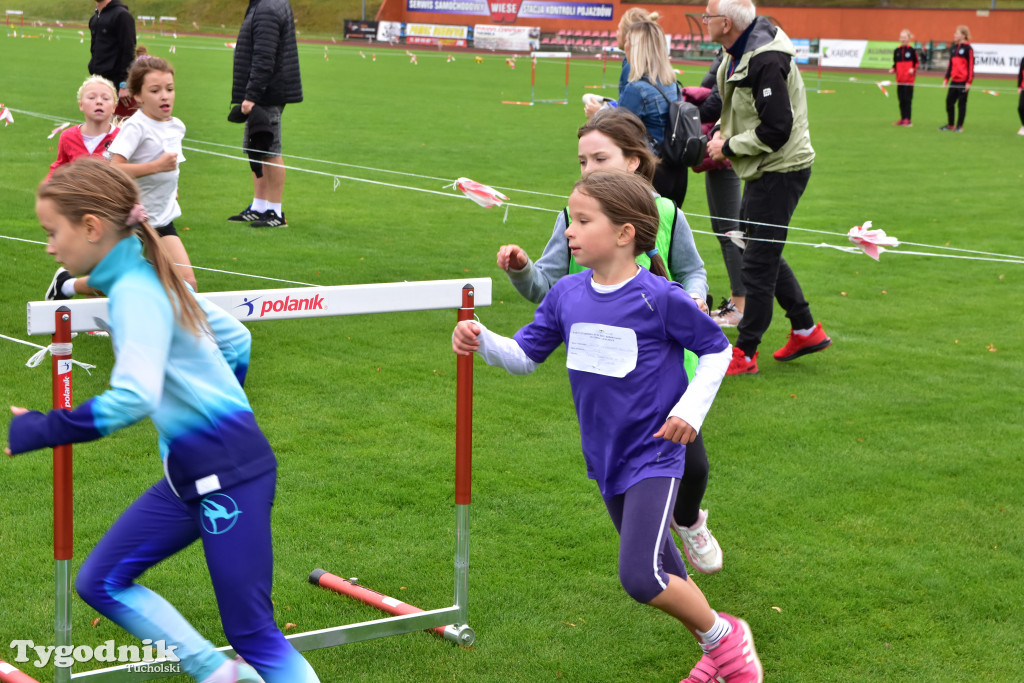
(88, 0), (136, 85)
(231, 0), (303, 106)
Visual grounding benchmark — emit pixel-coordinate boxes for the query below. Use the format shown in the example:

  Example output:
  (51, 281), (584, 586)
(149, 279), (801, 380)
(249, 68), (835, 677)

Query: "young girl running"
(497, 109), (725, 575)
(7, 158), (320, 683)
(44, 75), (121, 301)
(457, 171), (761, 682)
(107, 54), (197, 291)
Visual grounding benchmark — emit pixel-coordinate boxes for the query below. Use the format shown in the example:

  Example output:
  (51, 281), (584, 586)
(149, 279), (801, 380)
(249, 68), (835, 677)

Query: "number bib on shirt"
(566, 323), (638, 378)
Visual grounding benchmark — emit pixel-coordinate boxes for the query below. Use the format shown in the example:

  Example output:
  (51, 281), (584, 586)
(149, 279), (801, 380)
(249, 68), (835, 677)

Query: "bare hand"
(583, 98), (602, 119)
(155, 151), (178, 173)
(653, 416), (696, 444)
(496, 244), (529, 272)
(452, 320), (481, 356)
(241, 99), (255, 115)
(5, 406), (29, 456)
(693, 297), (709, 314)
(707, 133), (727, 162)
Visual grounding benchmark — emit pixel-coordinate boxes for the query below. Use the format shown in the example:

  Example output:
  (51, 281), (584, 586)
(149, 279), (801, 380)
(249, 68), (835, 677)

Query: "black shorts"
(154, 222), (178, 238)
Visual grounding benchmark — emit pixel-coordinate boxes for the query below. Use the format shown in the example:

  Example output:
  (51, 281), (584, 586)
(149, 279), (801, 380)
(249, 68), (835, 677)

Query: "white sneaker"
(1018, 126), (1024, 136)
(672, 509), (723, 574)
(200, 657), (265, 683)
(710, 299), (743, 328)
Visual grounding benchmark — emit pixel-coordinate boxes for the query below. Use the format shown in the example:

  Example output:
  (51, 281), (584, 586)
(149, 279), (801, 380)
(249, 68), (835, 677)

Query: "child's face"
(135, 70), (176, 121)
(899, 31), (911, 44)
(578, 131), (641, 178)
(36, 199), (102, 277)
(78, 83), (115, 126)
(954, 29), (966, 42)
(565, 189), (628, 269)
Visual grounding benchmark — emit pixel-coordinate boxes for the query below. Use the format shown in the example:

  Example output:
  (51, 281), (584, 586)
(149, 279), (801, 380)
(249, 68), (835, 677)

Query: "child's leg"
(604, 477), (715, 634)
(194, 470), (320, 683)
(156, 231), (198, 292)
(76, 480), (233, 681)
(956, 88), (969, 127)
(945, 88), (957, 126)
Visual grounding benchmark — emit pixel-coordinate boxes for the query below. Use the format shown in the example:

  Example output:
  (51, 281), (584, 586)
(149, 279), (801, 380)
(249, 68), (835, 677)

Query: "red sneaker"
(892, 118), (905, 126)
(708, 613), (763, 682)
(773, 322), (832, 362)
(680, 654), (720, 683)
(726, 347), (758, 375)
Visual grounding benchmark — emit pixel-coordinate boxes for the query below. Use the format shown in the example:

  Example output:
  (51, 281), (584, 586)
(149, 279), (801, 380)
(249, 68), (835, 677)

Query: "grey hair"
(718, 0), (756, 32)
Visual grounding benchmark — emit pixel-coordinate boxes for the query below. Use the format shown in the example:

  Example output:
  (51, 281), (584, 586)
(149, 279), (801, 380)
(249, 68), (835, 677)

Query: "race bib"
(566, 323), (637, 378)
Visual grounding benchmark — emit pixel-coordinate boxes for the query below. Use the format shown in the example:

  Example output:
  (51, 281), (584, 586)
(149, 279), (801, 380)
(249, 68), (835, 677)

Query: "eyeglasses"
(701, 14), (726, 23)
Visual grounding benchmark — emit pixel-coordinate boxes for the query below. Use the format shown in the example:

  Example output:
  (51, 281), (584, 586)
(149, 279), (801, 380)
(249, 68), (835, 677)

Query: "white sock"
(794, 326), (815, 337)
(251, 198), (269, 213)
(697, 613), (733, 651)
(61, 278), (78, 298)
(268, 202), (282, 216)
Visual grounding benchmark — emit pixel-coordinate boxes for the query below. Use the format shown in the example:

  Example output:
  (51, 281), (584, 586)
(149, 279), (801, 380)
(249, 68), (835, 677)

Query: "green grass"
(2, 27), (1024, 682)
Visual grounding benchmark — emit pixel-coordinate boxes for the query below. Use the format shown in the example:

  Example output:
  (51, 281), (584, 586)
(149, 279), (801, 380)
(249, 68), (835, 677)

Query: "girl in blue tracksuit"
(6, 158), (319, 683)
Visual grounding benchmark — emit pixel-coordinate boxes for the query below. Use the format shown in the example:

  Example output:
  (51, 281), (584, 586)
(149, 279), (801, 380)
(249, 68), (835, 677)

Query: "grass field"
(1, 25), (1024, 683)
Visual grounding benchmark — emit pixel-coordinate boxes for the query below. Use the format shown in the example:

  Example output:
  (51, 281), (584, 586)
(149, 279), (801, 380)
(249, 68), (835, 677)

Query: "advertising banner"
(377, 20), (403, 42)
(474, 24), (540, 51)
(344, 20), (379, 40)
(406, 0), (613, 23)
(406, 22), (469, 46)
(861, 41), (899, 70)
(819, 39), (866, 68)
(972, 43), (1024, 75)
(791, 37), (810, 65)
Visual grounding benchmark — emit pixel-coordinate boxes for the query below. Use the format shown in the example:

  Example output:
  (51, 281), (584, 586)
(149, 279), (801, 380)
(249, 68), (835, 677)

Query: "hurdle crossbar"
(0, 660), (43, 683)
(5, 10), (23, 27)
(22, 279), (490, 681)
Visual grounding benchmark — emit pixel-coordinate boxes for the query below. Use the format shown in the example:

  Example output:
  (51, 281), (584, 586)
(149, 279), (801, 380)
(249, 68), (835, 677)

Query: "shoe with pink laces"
(707, 613), (762, 682)
(672, 509), (723, 574)
(680, 654), (722, 683)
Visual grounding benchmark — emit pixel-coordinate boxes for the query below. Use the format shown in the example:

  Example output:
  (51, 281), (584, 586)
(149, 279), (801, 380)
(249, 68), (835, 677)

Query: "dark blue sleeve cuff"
(8, 400), (103, 455)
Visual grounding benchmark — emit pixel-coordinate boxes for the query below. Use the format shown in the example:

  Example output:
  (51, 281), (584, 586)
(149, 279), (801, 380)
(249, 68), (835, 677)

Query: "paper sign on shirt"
(566, 323), (637, 378)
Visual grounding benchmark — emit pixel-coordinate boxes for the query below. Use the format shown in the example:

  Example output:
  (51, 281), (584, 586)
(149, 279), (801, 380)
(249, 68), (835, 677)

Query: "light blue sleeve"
(669, 209), (709, 301)
(506, 210), (572, 304)
(196, 295), (252, 386)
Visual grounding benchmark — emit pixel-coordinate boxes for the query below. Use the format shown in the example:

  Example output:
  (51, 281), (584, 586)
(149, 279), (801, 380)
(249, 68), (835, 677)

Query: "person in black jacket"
(228, 0), (303, 228)
(88, 0), (136, 117)
(940, 25), (974, 132)
(1017, 57), (1023, 136)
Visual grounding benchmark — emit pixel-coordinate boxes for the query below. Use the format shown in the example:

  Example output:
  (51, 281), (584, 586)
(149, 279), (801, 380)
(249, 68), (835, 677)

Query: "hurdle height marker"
(23, 279), (490, 681)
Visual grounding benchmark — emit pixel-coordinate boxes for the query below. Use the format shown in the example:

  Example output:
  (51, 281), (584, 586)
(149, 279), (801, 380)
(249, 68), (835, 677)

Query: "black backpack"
(642, 77), (707, 167)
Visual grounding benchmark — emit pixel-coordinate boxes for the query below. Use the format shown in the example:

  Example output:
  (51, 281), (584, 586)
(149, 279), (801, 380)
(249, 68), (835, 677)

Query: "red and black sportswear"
(892, 46), (919, 84)
(945, 42), (974, 85)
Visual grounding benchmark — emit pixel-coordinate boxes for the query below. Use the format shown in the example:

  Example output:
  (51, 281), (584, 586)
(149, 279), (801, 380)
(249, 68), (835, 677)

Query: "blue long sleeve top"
(8, 237), (276, 501)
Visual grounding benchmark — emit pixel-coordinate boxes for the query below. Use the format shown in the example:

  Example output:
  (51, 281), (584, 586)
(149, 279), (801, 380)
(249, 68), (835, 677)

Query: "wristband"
(119, 81), (127, 90)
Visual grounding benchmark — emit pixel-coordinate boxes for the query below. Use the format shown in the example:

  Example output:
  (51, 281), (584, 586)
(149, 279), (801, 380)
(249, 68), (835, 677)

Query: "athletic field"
(1, 27), (1022, 681)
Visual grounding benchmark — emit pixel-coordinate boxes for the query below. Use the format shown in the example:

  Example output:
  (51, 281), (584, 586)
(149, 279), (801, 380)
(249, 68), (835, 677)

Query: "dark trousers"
(1018, 89), (1024, 126)
(673, 431), (709, 528)
(946, 83), (969, 127)
(897, 83), (914, 121)
(653, 159), (688, 208)
(735, 167), (814, 357)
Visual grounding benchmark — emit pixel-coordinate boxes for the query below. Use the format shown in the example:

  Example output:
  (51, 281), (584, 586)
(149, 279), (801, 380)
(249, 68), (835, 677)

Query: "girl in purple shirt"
(453, 171), (763, 682)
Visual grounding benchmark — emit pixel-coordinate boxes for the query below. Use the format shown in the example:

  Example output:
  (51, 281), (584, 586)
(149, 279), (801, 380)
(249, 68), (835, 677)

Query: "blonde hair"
(577, 109), (657, 181)
(572, 171), (667, 279)
(77, 75), (117, 103)
(626, 20), (675, 86)
(38, 158), (208, 337)
(617, 7), (658, 48)
(955, 25), (970, 41)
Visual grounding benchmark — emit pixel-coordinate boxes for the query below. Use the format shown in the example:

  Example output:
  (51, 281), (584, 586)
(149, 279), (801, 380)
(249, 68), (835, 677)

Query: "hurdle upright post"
(52, 307), (74, 683)
(453, 285), (474, 625)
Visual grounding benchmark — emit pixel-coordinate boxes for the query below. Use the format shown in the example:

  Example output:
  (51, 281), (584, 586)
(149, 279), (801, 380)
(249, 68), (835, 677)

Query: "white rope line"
(816, 75), (1018, 92)
(0, 333), (96, 373)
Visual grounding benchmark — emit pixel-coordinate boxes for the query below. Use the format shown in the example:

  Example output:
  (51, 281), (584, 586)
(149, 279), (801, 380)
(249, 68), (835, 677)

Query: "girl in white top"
(107, 54), (197, 291)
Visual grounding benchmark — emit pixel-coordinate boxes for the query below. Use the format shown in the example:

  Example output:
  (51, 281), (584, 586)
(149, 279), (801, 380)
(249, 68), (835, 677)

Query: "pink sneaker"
(707, 613), (762, 682)
(680, 654), (722, 683)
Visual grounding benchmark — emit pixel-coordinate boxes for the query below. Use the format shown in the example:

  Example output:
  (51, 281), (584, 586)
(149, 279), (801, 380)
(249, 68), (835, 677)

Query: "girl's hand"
(452, 320), (481, 356)
(693, 297), (709, 315)
(5, 406), (29, 456)
(496, 245), (529, 272)
(653, 416), (696, 444)
(155, 152), (178, 173)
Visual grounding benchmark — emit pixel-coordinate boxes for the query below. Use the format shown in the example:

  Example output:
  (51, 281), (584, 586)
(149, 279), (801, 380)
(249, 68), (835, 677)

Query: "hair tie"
(646, 248), (659, 259)
(126, 204), (148, 226)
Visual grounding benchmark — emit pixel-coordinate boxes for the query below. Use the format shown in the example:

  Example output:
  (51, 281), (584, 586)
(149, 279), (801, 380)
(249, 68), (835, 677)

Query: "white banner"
(819, 39), (866, 68)
(376, 20), (402, 42)
(971, 43), (1024, 75)
(473, 24), (540, 52)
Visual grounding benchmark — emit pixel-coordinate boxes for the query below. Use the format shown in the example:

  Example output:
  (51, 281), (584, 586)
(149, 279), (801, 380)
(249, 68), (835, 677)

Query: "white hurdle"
(19, 278), (490, 682)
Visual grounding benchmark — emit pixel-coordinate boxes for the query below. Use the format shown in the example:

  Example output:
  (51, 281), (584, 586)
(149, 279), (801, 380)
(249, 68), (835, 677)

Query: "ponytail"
(133, 220), (209, 337)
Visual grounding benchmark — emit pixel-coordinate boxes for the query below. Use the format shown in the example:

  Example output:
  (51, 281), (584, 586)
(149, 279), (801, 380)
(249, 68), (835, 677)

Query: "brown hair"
(126, 53), (174, 97)
(955, 25), (970, 41)
(38, 158), (208, 336)
(572, 171), (667, 279)
(577, 109), (657, 181)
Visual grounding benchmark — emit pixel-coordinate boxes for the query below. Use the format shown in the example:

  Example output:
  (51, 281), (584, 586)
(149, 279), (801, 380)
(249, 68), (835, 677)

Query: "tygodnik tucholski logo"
(8, 639), (179, 669)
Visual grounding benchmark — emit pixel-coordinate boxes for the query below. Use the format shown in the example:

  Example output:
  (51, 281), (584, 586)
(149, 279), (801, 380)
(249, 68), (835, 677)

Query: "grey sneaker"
(228, 205), (262, 222)
(710, 299), (743, 328)
(250, 210), (287, 228)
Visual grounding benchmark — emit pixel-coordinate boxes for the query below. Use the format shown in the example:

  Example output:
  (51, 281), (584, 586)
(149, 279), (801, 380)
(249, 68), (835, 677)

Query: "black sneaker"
(250, 210), (287, 228)
(938, 125), (954, 131)
(45, 267), (72, 300)
(228, 205), (262, 222)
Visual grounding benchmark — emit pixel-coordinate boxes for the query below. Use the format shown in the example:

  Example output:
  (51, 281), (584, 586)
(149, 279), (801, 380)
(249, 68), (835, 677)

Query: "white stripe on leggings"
(651, 479), (677, 592)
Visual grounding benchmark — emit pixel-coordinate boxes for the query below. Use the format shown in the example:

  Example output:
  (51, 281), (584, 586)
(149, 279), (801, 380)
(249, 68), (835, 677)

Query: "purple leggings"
(603, 477), (688, 604)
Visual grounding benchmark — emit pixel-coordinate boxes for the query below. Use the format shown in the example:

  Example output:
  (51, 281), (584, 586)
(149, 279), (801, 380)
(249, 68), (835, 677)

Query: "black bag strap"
(640, 75), (682, 104)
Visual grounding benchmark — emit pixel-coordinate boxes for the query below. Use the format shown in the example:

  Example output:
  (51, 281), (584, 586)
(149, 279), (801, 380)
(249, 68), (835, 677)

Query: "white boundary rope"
(0, 333), (96, 373)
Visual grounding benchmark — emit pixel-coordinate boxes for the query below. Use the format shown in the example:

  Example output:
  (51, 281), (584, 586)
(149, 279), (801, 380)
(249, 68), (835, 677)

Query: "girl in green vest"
(496, 108), (725, 574)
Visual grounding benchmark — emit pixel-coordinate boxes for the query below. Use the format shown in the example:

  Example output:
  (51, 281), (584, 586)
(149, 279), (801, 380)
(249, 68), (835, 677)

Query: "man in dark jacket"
(227, 0), (303, 229)
(88, 0), (136, 117)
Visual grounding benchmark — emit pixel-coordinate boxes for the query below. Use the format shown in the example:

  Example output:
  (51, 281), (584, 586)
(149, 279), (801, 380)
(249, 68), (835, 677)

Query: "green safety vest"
(564, 196), (698, 381)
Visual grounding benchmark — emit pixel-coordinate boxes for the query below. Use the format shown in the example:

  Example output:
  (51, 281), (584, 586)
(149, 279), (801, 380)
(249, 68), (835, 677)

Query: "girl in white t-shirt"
(108, 55), (197, 291)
